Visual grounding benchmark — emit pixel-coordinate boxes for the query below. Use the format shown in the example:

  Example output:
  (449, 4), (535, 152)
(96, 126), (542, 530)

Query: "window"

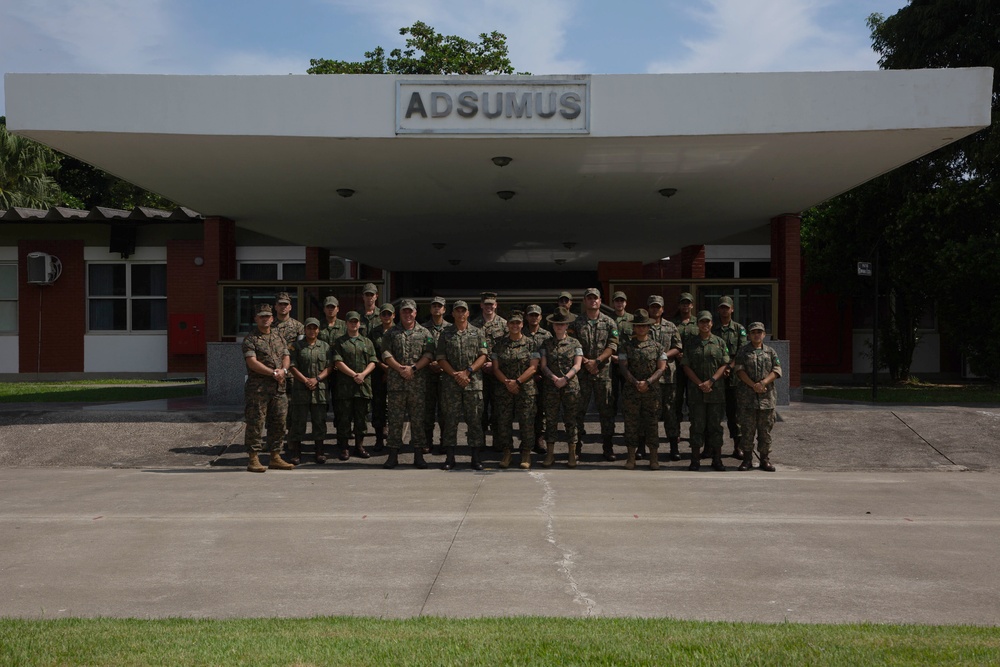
(88, 263), (167, 331)
(0, 264), (16, 333)
(238, 262), (306, 281)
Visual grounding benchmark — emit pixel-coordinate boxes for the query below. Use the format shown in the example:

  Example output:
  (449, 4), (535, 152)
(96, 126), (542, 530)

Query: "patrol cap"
(558, 291), (573, 301)
(546, 307), (576, 324)
(526, 304), (542, 315)
(304, 317), (321, 328)
(612, 291), (627, 301)
(380, 303), (395, 314)
(584, 287), (601, 298)
(697, 310), (713, 322)
(345, 311), (362, 322)
(481, 292), (498, 304)
(399, 298), (417, 311)
(256, 303), (273, 316)
(647, 295), (665, 307)
(363, 283), (378, 295)
(748, 321), (766, 332)
(632, 309), (653, 325)
(679, 292), (694, 304)
(718, 296), (734, 309)
(324, 295), (339, 307)
(508, 310), (524, 323)
(453, 300), (469, 310)
(275, 291), (292, 304)
(430, 296), (447, 306)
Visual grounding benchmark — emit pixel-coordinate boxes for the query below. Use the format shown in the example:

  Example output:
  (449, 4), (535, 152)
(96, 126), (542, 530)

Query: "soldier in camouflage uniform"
(242, 303), (294, 473)
(648, 297), (684, 460)
(287, 317), (332, 464)
(610, 291), (634, 419)
(331, 311), (377, 461)
(734, 322), (782, 472)
(368, 303), (396, 452)
(436, 300), (489, 470)
(524, 305), (552, 455)
(568, 288), (620, 461)
(380, 299), (436, 469)
(359, 283), (381, 338)
(491, 311), (540, 469)
(539, 307), (584, 468)
(618, 309), (668, 469)
(471, 292), (507, 444)
(318, 295), (347, 429)
(681, 311), (731, 471)
(272, 291), (304, 346)
(669, 292), (699, 450)
(422, 296), (453, 454)
(713, 295), (748, 459)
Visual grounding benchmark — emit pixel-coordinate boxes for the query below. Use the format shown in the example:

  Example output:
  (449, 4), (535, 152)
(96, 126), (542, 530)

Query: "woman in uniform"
(539, 307), (583, 468)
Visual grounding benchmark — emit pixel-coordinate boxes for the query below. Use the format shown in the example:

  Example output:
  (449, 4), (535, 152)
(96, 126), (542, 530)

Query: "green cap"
(679, 292), (694, 304)
(697, 310), (713, 322)
(345, 311), (361, 321)
(748, 321), (766, 332)
(304, 317), (321, 328)
(380, 303), (395, 314)
(718, 296), (734, 309)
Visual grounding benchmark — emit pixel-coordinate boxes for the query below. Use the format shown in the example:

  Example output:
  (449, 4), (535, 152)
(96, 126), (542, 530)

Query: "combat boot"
(499, 448), (513, 469)
(314, 440), (327, 465)
(567, 443), (577, 468)
(711, 447), (726, 471)
(542, 442), (555, 468)
(338, 440), (350, 461)
(471, 448), (484, 471)
(268, 450), (295, 470)
(624, 446), (637, 470)
(373, 429), (386, 452)
(668, 437), (681, 461)
(759, 457), (776, 472)
(413, 448), (427, 469)
(353, 437), (370, 459)
(286, 441), (301, 465)
(688, 448), (701, 471)
(732, 437), (744, 460)
(442, 450), (456, 471)
(636, 444), (646, 460)
(383, 449), (399, 469)
(519, 447), (531, 470)
(649, 446), (660, 470)
(738, 448), (754, 471)
(602, 434), (616, 462)
(246, 451), (266, 473)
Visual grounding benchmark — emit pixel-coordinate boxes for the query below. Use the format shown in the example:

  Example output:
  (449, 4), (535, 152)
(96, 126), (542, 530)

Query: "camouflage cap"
(430, 296), (447, 306)
(697, 310), (713, 322)
(748, 321), (766, 332)
(304, 317), (321, 328)
(345, 311), (362, 321)
(612, 291), (627, 301)
(453, 300), (469, 310)
(558, 291), (573, 301)
(718, 295), (734, 309)
(526, 304), (543, 315)
(380, 303), (395, 314)
(399, 298), (417, 311)
(647, 295), (665, 307)
(631, 309), (653, 325)
(584, 287), (601, 298)
(508, 310), (524, 322)
(679, 292), (694, 303)
(480, 291), (498, 304)
(546, 307), (576, 324)
(324, 295), (339, 307)
(256, 303), (273, 316)
(275, 291), (292, 304)
(363, 283), (378, 295)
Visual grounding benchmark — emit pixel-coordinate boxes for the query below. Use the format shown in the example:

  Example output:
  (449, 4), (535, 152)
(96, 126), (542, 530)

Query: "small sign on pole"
(857, 261), (873, 277)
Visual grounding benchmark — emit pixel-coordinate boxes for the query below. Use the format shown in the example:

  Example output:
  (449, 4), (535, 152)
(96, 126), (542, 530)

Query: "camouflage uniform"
(681, 334), (730, 457)
(734, 342), (782, 460)
(526, 326), (553, 444)
(540, 336), (584, 447)
(436, 325), (489, 450)
(713, 319), (748, 445)
(619, 336), (666, 452)
(359, 311), (381, 339)
(670, 315), (699, 427)
(422, 318), (454, 445)
(491, 334), (539, 451)
(611, 311), (634, 415)
(568, 313), (619, 442)
(381, 323), (435, 451)
(368, 324), (394, 442)
(650, 319), (683, 439)
(471, 313), (508, 437)
(242, 328), (290, 453)
(273, 317), (305, 347)
(331, 333), (377, 442)
(287, 337), (331, 445)
(319, 317), (348, 414)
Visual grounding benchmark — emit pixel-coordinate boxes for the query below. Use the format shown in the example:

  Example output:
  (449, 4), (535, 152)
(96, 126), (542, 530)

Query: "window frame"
(86, 261), (168, 333)
(0, 263), (17, 334)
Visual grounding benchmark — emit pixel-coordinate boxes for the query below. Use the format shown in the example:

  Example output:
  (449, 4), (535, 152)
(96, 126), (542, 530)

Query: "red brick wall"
(597, 261), (642, 299)
(306, 247), (331, 280)
(167, 239), (206, 374)
(771, 215), (802, 387)
(680, 245), (706, 279)
(202, 217), (235, 342)
(18, 240), (85, 373)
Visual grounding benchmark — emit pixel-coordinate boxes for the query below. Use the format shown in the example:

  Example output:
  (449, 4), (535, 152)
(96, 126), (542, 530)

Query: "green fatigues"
(331, 333), (377, 441)
(681, 335), (730, 457)
(540, 336), (583, 446)
(242, 328), (289, 453)
(437, 326), (489, 450)
(472, 315), (508, 436)
(273, 317), (304, 346)
(568, 314), (619, 440)
(619, 337), (666, 451)
(527, 327), (553, 443)
(359, 311), (380, 339)
(611, 312), (634, 415)
(368, 325), (393, 438)
(734, 343), (782, 459)
(671, 316), (699, 427)
(287, 338), (331, 444)
(381, 323), (435, 451)
(713, 319), (748, 443)
(319, 318), (348, 414)
(422, 319), (453, 444)
(651, 319), (683, 438)
(491, 335), (539, 451)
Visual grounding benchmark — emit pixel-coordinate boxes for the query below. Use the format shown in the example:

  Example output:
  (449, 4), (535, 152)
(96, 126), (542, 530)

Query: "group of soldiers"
(241, 284), (782, 474)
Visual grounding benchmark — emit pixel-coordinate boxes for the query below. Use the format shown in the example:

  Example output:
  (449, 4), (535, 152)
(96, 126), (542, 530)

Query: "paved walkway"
(1, 398), (998, 623)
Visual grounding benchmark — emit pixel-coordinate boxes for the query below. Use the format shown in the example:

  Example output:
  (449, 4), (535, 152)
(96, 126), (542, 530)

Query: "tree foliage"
(308, 21), (520, 75)
(56, 156), (174, 210)
(0, 116), (62, 209)
(803, 0), (999, 381)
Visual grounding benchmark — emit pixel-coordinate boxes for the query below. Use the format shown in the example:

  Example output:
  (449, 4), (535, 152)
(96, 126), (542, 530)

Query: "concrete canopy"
(5, 69), (992, 272)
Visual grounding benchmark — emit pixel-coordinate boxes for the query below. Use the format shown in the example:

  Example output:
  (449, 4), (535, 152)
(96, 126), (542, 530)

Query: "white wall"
(84, 335), (167, 373)
(852, 332), (941, 374)
(0, 336), (18, 373)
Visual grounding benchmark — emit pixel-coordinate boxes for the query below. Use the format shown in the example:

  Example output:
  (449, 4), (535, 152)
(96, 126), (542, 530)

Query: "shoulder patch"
(612, 329), (619, 337)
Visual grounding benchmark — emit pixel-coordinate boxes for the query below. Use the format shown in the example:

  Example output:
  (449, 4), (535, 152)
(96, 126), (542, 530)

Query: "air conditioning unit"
(26, 252), (62, 285)
(329, 256), (356, 280)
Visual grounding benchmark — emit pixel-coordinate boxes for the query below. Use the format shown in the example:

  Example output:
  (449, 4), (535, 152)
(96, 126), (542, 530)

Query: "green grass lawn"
(0, 380), (204, 403)
(804, 383), (1000, 404)
(1, 617), (998, 666)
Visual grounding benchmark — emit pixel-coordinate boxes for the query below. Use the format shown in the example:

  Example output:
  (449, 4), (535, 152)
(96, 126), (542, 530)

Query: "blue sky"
(1, 0), (908, 115)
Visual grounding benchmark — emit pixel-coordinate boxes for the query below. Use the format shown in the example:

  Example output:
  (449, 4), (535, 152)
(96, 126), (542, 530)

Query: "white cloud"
(647, 0), (883, 73)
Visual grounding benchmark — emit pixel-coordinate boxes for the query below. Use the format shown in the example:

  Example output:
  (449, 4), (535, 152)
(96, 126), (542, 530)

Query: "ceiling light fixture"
(491, 156), (512, 167)
(497, 190), (515, 201)
(432, 243), (447, 250)
(336, 188), (355, 198)
(658, 188), (678, 198)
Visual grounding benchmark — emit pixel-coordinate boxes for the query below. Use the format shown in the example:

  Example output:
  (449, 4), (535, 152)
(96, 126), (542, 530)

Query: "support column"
(680, 245), (706, 278)
(306, 247), (330, 280)
(597, 261), (642, 300)
(18, 240), (85, 374)
(771, 214), (802, 390)
(202, 216), (236, 343)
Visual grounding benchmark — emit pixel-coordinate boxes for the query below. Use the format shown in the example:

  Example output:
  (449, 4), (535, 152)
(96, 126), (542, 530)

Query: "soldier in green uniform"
(539, 307), (584, 468)
(669, 292), (699, 451)
(242, 303), (294, 473)
(272, 291), (304, 346)
(713, 295), (748, 459)
(524, 304), (552, 456)
(359, 283), (381, 337)
(472, 292), (507, 442)
(380, 299), (435, 469)
(734, 322), (782, 472)
(421, 296), (452, 454)
(610, 291), (634, 420)
(648, 298), (684, 460)
(318, 295), (347, 425)
(491, 311), (540, 469)
(436, 300), (489, 470)
(681, 311), (731, 471)
(287, 317), (332, 464)
(618, 309), (667, 469)
(368, 303), (395, 453)
(331, 311), (377, 461)
(568, 287), (620, 461)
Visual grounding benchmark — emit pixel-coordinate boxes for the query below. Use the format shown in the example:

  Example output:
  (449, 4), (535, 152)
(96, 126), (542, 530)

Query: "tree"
(803, 0), (999, 381)
(308, 21), (521, 75)
(56, 156), (175, 210)
(0, 116), (63, 209)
